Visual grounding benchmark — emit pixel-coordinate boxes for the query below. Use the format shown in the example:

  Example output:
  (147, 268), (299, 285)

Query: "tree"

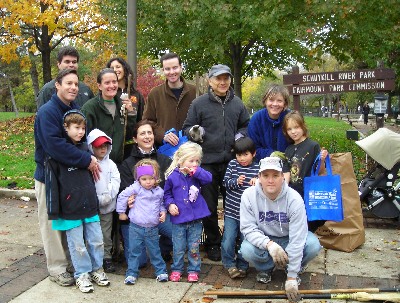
(304, 0), (400, 115)
(0, 0), (108, 84)
(107, 0), (317, 98)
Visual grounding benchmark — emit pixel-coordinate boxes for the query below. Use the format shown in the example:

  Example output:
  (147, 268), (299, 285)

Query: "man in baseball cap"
(239, 156), (322, 303)
(182, 64), (249, 262)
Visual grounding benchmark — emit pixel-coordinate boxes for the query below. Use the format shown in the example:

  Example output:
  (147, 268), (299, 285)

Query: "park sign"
(283, 68), (395, 95)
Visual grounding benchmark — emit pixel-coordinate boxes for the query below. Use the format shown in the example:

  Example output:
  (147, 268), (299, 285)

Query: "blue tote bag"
(303, 154), (344, 222)
(158, 128), (188, 158)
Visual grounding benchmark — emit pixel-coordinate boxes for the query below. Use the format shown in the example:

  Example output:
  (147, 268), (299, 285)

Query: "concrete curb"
(0, 188), (36, 200)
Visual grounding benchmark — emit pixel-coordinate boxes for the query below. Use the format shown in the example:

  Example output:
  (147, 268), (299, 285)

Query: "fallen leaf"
(0, 231), (10, 235)
(374, 247), (382, 251)
(213, 282), (223, 289)
(202, 297), (215, 302)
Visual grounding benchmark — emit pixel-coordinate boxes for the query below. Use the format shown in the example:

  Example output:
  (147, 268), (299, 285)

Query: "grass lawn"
(0, 113), (36, 189)
(306, 116), (367, 179)
(0, 112), (35, 122)
(0, 113), (367, 190)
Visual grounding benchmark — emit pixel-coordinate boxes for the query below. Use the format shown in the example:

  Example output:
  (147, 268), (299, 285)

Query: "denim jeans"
(221, 216), (248, 271)
(121, 214), (172, 265)
(66, 221), (104, 279)
(171, 220), (202, 273)
(120, 223), (147, 267)
(126, 222), (167, 278)
(240, 231), (321, 273)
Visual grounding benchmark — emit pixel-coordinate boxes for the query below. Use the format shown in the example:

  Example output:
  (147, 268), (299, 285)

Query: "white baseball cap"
(259, 156), (283, 172)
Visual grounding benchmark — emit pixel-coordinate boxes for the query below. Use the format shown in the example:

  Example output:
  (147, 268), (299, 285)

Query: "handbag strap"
(311, 153), (332, 177)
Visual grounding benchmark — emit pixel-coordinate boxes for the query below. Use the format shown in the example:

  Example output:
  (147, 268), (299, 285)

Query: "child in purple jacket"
(116, 159), (168, 285)
(164, 142), (212, 283)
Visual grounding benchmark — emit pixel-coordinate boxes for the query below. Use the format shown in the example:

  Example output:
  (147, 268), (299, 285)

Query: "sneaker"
(227, 267), (240, 279)
(103, 259), (115, 273)
(156, 273), (168, 282)
(49, 271), (75, 287)
(207, 246), (221, 261)
(124, 275), (137, 285)
(187, 272), (199, 282)
(90, 269), (110, 286)
(256, 271), (272, 284)
(238, 269), (247, 278)
(169, 271), (182, 282)
(76, 273), (94, 293)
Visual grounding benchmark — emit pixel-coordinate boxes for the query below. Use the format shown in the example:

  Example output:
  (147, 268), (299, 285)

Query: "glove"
(267, 241), (288, 268)
(285, 279), (301, 302)
(270, 151), (287, 161)
(189, 125), (205, 143)
(99, 193), (112, 206)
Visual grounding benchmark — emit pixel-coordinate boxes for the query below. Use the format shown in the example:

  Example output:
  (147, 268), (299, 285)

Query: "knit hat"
(92, 136), (111, 148)
(259, 157), (283, 172)
(136, 165), (154, 180)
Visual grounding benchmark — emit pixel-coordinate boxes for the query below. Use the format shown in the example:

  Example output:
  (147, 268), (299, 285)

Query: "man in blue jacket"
(34, 69), (100, 287)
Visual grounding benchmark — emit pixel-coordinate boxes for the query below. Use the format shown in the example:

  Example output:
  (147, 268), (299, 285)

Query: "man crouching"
(240, 157), (321, 302)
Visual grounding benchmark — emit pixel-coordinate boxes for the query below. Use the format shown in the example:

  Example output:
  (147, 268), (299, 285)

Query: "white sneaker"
(90, 269), (110, 286)
(124, 275), (137, 285)
(76, 273), (94, 293)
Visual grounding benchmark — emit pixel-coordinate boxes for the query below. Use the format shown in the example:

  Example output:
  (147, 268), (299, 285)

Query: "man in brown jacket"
(143, 52), (196, 146)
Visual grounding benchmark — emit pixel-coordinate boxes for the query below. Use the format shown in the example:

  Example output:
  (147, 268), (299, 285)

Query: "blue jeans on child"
(126, 222), (167, 278)
(240, 231), (321, 273)
(121, 214), (173, 266)
(221, 216), (249, 271)
(171, 220), (202, 274)
(66, 221), (104, 279)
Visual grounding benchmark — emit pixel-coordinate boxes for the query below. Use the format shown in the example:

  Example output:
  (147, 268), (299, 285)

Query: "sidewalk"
(0, 193), (398, 303)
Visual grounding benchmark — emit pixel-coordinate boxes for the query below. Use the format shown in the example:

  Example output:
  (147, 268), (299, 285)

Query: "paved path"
(0, 197), (398, 303)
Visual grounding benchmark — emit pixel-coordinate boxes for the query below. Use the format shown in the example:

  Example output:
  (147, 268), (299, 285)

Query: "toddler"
(164, 142), (212, 283)
(116, 159), (168, 285)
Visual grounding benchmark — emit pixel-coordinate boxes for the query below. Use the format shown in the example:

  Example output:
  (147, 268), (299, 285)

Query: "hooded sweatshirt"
(87, 129), (121, 215)
(240, 180), (308, 278)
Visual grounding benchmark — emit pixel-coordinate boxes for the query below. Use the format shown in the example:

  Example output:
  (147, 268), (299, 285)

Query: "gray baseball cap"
(208, 64), (233, 78)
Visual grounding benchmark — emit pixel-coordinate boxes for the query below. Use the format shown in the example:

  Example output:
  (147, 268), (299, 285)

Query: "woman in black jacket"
(118, 120), (173, 265)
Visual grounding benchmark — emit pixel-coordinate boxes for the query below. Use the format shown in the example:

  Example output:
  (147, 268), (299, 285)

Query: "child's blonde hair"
(282, 110), (309, 143)
(165, 142), (203, 178)
(133, 159), (161, 186)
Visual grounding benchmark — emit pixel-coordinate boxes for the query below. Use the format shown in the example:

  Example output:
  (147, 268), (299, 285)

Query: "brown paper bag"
(315, 152), (365, 252)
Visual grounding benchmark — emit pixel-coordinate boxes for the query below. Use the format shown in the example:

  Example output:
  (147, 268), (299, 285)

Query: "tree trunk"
(41, 39), (52, 84)
(29, 52), (40, 98)
(229, 42), (243, 99)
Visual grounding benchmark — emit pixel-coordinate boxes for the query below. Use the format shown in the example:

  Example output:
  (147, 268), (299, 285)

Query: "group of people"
(34, 46), (327, 301)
